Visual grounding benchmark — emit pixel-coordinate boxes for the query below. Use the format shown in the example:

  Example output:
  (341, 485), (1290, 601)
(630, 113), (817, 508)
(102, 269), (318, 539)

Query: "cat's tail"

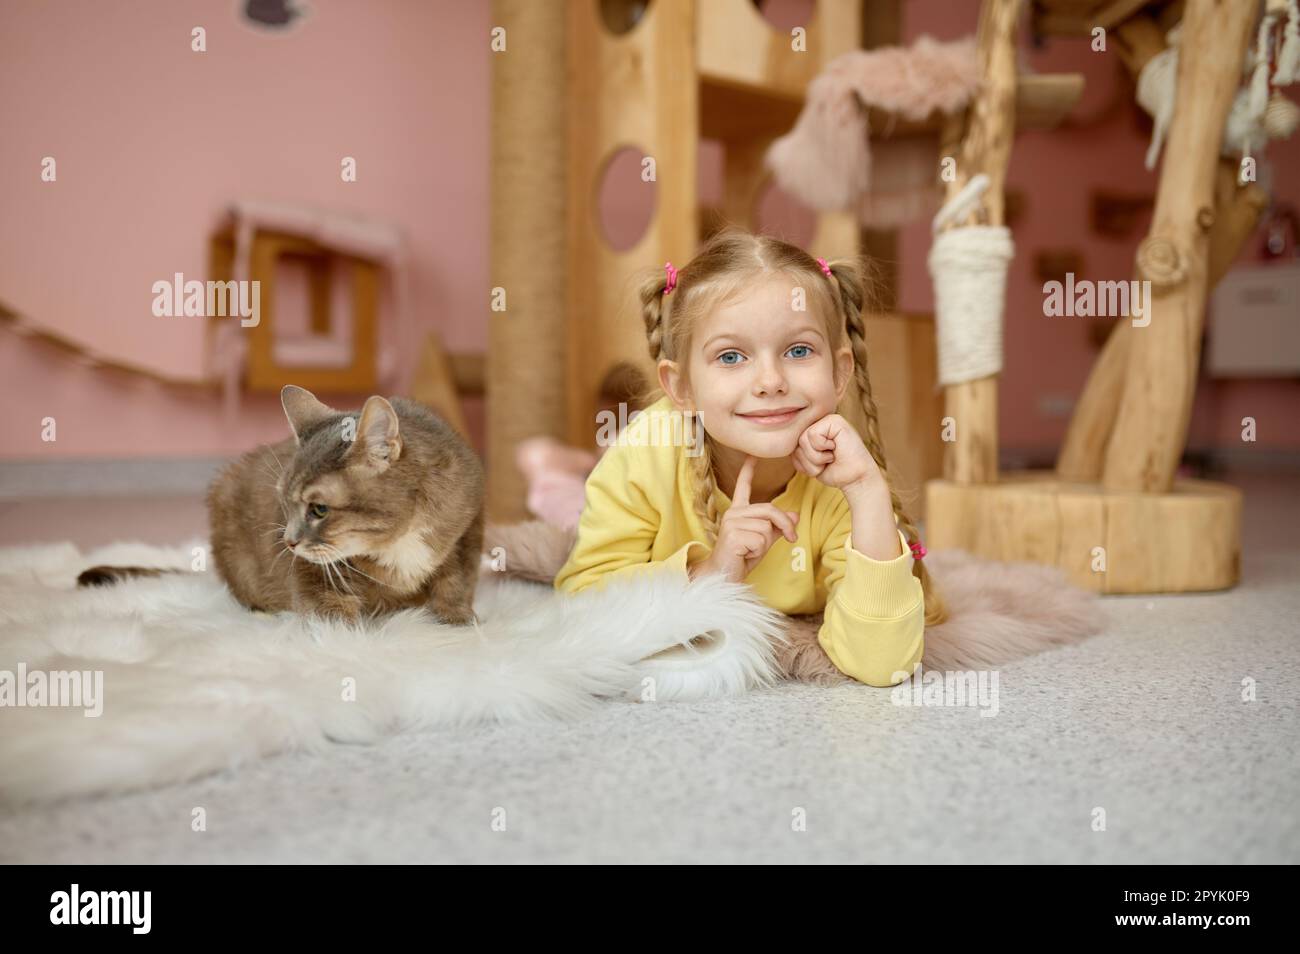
(76, 565), (187, 588)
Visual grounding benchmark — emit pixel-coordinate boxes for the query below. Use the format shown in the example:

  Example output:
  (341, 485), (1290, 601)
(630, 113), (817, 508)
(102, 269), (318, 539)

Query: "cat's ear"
(346, 395), (402, 475)
(281, 385), (338, 444)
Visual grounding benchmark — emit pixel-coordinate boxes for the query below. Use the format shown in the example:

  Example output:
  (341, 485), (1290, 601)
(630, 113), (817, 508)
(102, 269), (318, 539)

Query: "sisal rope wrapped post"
(928, 175), (1015, 389)
(488, 0), (569, 522)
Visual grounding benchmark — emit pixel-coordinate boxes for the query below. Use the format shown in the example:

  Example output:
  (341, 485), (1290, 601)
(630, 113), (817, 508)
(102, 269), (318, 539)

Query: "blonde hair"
(632, 226), (947, 627)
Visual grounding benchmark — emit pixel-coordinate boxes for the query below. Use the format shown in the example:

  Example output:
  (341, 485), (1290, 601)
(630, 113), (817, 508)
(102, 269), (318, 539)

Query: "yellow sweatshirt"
(553, 396), (924, 687)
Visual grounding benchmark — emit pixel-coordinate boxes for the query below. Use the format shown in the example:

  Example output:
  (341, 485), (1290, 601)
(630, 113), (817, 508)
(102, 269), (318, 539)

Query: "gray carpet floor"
(2, 472), (1297, 863)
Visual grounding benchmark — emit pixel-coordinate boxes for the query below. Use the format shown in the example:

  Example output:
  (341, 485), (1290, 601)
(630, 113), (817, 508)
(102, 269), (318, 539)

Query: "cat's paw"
(432, 607), (478, 627)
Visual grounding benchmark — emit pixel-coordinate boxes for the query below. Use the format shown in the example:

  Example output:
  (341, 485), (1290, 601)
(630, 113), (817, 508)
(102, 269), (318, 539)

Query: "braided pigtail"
(828, 260), (949, 627)
(688, 422), (721, 545)
(636, 267), (721, 545)
(638, 269), (670, 369)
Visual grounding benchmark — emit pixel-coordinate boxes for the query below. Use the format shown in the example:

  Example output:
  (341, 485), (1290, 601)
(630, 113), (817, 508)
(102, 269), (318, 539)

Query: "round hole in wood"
(751, 0), (816, 33)
(596, 145), (657, 253)
(598, 0), (652, 36)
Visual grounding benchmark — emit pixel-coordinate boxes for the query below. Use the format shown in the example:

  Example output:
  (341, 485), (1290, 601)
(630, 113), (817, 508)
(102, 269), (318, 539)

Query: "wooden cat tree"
(489, 0), (1080, 523)
(924, 0), (1267, 593)
(488, 0), (870, 522)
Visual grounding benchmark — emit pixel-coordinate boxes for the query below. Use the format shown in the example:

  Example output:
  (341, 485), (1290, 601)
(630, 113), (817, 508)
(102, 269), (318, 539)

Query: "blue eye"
(717, 344), (813, 365)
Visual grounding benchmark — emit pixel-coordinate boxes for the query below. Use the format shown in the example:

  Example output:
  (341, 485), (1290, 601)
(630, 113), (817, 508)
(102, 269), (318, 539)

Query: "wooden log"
(1057, 162), (1267, 481)
(926, 472), (1241, 594)
(1208, 159), (1270, 284)
(1057, 8), (1265, 483)
(1056, 311), (1130, 481)
(1102, 0), (1256, 493)
(937, 0), (1022, 485)
(1056, 13), (1167, 482)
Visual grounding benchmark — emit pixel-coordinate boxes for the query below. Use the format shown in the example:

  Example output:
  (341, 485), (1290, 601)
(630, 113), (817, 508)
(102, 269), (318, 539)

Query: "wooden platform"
(925, 471), (1242, 594)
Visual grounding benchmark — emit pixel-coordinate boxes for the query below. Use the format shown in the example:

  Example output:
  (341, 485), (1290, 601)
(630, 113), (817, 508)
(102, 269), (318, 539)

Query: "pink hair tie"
(816, 257), (832, 278)
(663, 261), (678, 295)
(910, 540), (927, 560)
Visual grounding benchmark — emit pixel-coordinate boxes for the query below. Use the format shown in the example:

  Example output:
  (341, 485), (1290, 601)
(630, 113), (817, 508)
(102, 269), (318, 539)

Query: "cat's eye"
(308, 503), (329, 519)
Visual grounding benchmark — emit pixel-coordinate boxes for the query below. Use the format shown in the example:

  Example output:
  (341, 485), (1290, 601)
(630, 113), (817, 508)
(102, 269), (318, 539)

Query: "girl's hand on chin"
(793, 413), (882, 492)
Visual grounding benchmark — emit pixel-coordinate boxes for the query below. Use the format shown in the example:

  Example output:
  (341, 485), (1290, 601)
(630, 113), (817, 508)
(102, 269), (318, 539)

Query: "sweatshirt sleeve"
(815, 496), (925, 687)
(553, 442), (708, 595)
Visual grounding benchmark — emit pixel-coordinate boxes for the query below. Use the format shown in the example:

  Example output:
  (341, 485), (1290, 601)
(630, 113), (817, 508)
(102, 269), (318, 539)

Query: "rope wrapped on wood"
(926, 174), (1015, 387)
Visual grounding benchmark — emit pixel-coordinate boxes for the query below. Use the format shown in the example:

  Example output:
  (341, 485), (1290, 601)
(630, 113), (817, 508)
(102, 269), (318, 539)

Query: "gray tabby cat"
(80, 386), (484, 627)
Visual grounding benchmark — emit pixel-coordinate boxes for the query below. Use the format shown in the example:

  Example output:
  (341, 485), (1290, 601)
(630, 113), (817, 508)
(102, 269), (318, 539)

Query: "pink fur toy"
(516, 437), (602, 531)
(764, 34), (980, 227)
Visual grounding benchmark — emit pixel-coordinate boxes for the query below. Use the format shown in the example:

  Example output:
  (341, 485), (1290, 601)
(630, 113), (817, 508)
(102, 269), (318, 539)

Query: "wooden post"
(1058, 160), (1269, 481)
(1101, 0), (1256, 492)
(1057, 11), (1266, 483)
(565, 0), (697, 449)
(488, 0), (568, 522)
(937, 0), (1022, 485)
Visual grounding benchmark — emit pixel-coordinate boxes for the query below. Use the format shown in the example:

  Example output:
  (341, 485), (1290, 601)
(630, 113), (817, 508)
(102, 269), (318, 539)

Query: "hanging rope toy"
(1139, 6), (1300, 174)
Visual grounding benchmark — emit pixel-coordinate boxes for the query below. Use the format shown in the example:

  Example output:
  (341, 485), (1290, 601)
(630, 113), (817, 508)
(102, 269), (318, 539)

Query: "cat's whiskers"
(310, 552), (341, 597)
(335, 562), (358, 599)
(324, 559), (347, 597)
(337, 557), (395, 590)
(306, 542), (393, 597)
(269, 544), (292, 571)
(317, 544), (359, 597)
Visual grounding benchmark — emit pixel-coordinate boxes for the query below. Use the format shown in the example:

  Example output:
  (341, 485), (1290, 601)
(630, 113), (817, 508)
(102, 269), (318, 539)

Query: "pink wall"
(2, 0), (1295, 468)
(0, 0), (489, 458)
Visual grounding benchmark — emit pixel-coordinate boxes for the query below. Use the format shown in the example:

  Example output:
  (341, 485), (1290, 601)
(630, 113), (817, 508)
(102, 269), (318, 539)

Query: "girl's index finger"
(733, 454), (756, 507)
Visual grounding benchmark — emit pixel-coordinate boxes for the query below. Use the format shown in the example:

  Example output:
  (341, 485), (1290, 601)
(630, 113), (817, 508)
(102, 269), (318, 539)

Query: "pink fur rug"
(484, 521), (1106, 685)
(764, 34), (980, 226)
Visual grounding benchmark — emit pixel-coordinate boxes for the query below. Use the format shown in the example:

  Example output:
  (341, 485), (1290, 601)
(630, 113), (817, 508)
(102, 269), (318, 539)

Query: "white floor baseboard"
(0, 457), (228, 499)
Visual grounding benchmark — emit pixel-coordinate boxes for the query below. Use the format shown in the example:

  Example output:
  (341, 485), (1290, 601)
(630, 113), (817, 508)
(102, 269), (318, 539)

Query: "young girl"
(554, 227), (947, 687)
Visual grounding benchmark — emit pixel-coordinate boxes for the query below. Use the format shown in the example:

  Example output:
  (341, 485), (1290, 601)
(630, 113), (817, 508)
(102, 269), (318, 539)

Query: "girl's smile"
(735, 406), (805, 426)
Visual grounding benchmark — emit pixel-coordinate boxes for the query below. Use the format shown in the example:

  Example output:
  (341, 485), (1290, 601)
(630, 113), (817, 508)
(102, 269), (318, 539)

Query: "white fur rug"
(0, 538), (785, 804)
